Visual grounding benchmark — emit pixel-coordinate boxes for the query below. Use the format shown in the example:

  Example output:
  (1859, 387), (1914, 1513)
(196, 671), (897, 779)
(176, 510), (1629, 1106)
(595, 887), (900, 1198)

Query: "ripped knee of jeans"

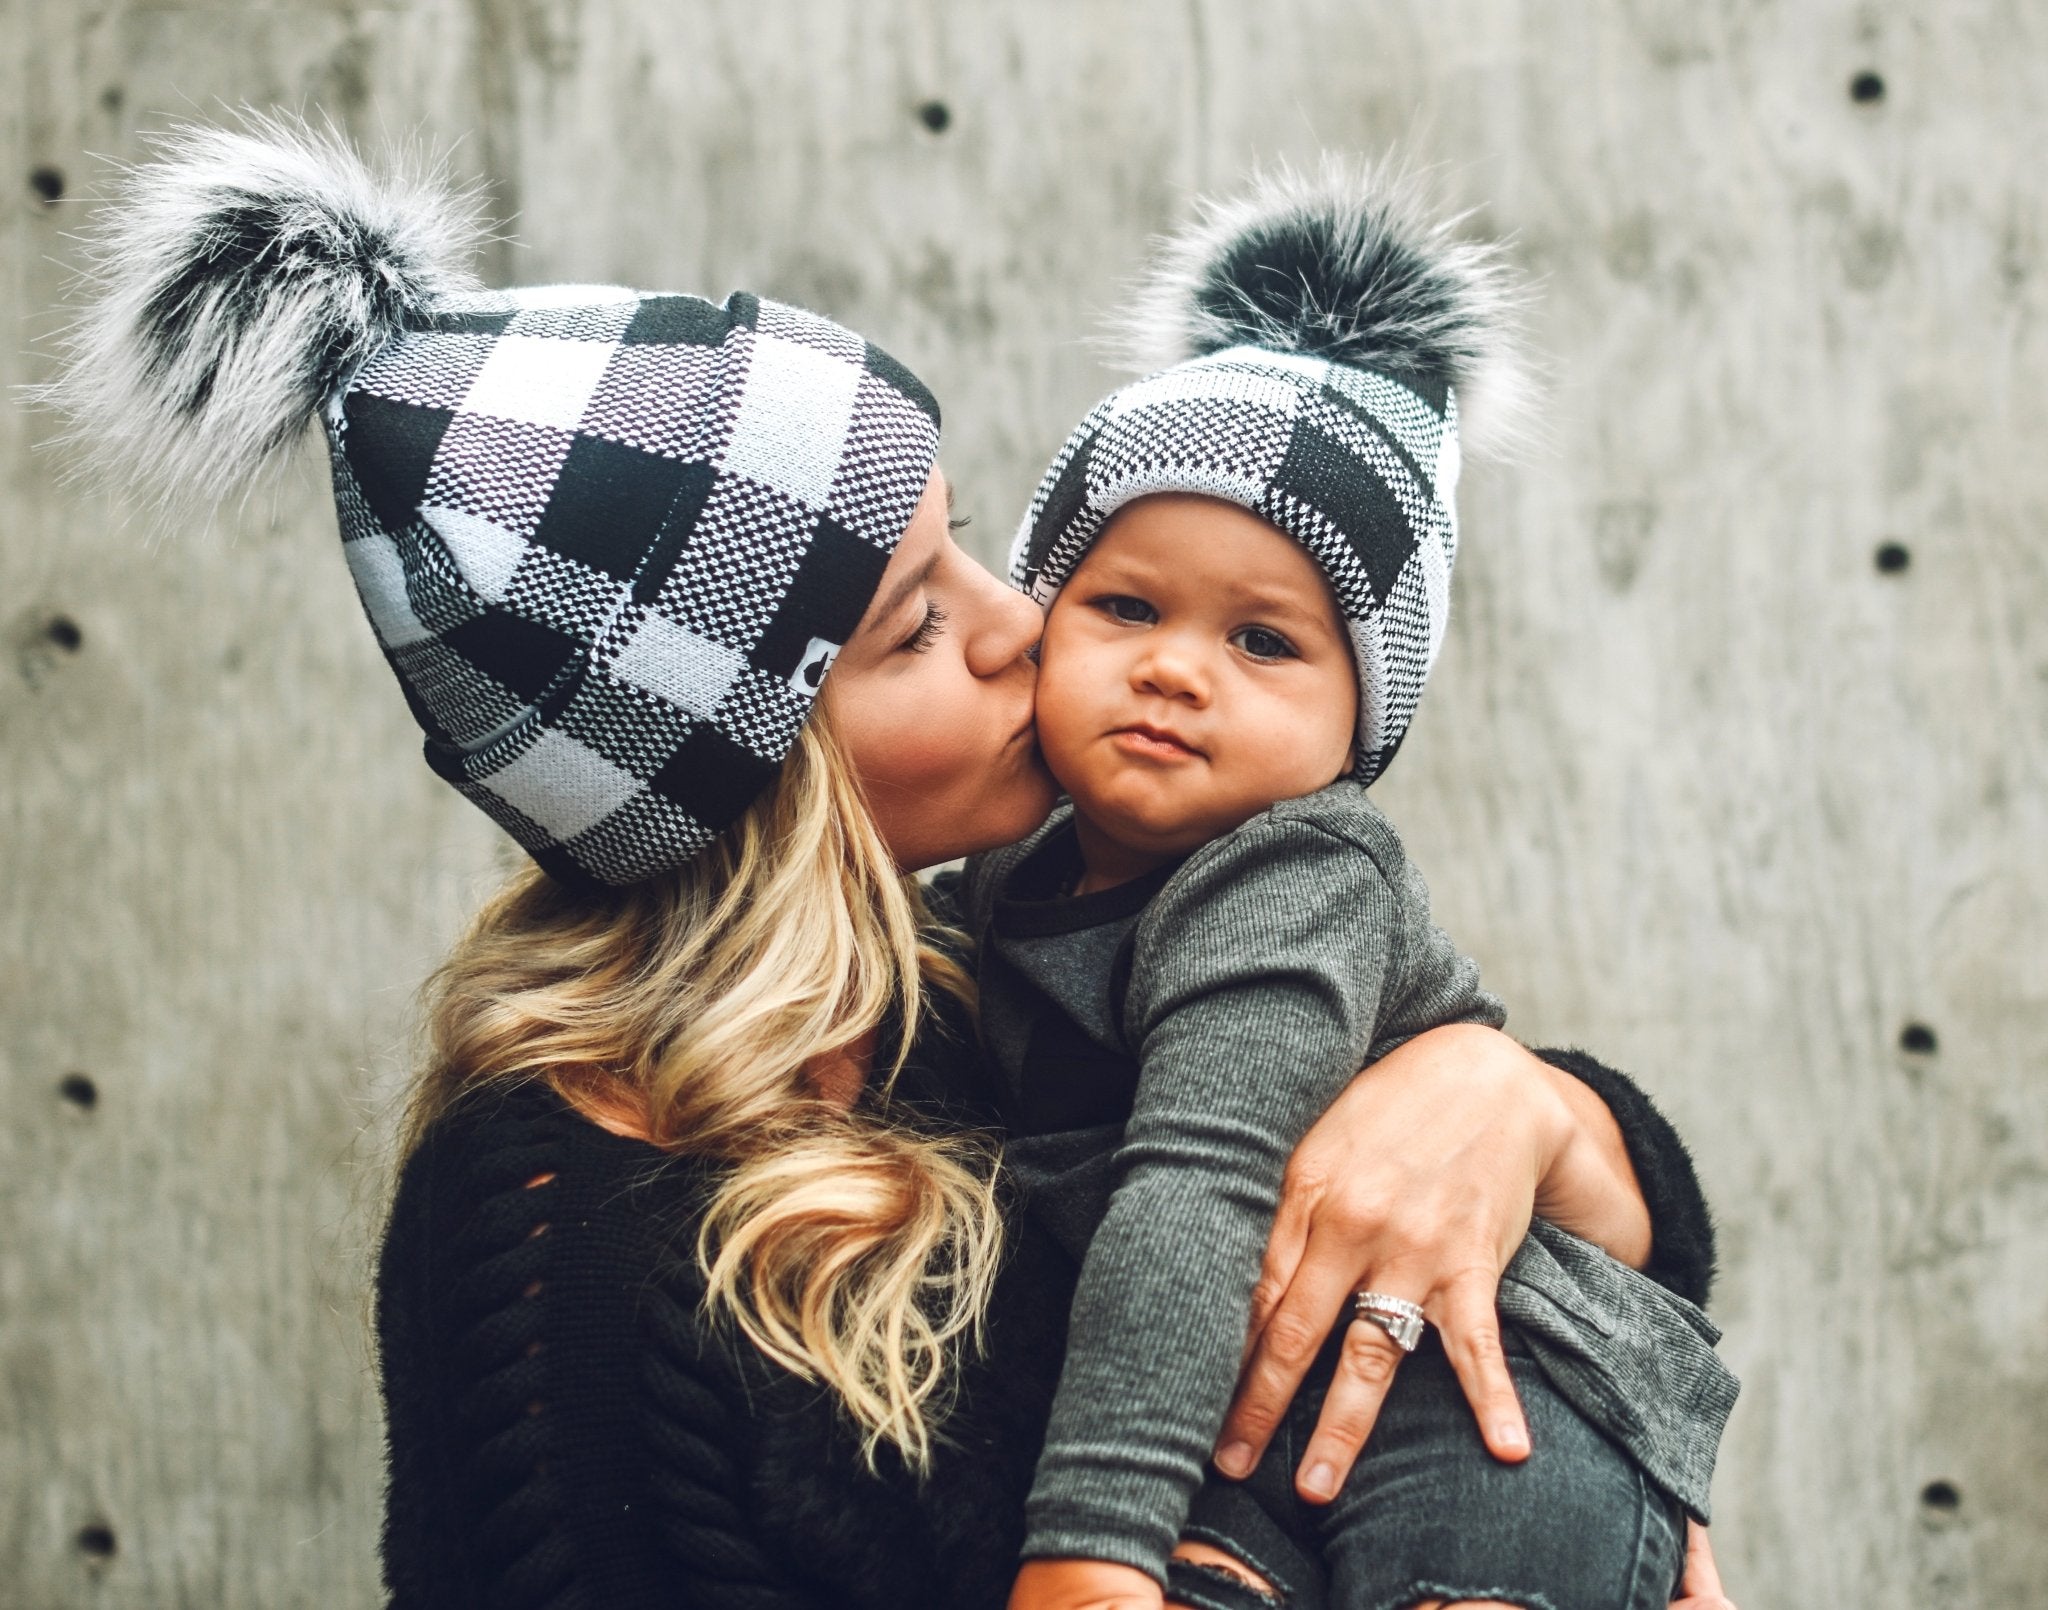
(1167, 1539), (1285, 1608)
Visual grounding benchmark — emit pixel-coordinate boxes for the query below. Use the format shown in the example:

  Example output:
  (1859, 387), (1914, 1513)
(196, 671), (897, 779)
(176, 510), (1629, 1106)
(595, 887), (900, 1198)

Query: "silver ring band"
(1352, 1290), (1426, 1353)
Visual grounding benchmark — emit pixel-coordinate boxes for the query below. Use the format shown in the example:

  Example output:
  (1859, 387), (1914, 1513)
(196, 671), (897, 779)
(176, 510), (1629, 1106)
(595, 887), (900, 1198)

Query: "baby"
(960, 167), (1737, 1610)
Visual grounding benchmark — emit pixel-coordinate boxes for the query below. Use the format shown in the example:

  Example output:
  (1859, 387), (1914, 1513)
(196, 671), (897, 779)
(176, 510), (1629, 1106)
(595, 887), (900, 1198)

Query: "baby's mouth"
(1109, 723), (1203, 760)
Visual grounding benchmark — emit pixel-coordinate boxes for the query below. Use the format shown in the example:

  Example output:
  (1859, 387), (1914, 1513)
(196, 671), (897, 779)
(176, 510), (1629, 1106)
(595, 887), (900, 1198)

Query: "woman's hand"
(1008, 1559), (1164, 1610)
(1213, 1023), (1652, 1500)
(1673, 1521), (1738, 1608)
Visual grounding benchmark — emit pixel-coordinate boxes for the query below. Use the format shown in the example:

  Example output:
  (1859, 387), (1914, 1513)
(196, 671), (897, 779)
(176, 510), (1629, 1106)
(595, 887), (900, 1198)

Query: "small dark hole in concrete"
(101, 85), (125, 113)
(917, 100), (952, 133)
(76, 1522), (118, 1559)
(30, 166), (65, 204)
(1850, 71), (1886, 104)
(46, 615), (83, 651)
(1874, 542), (1911, 574)
(1899, 1023), (1938, 1055)
(1920, 1480), (1961, 1512)
(59, 1073), (99, 1109)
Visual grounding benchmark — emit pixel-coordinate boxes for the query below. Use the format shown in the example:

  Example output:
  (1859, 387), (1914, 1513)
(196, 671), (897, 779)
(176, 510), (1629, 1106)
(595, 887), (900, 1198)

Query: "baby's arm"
(1019, 807), (1463, 1583)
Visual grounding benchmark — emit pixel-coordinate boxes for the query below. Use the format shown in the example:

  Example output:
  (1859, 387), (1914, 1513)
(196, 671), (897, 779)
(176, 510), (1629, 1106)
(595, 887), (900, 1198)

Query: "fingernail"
(1302, 1461), (1336, 1499)
(1215, 1442), (1253, 1478)
(1496, 1421), (1529, 1455)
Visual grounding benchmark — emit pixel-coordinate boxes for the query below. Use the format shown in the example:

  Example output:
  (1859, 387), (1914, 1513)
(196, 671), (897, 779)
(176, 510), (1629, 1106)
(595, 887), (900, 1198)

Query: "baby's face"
(1036, 494), (1358, 860)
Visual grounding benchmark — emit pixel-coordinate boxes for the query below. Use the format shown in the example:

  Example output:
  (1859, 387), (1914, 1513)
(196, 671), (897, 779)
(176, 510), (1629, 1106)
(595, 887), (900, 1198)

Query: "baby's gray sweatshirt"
(959, 783), (1737, 1582)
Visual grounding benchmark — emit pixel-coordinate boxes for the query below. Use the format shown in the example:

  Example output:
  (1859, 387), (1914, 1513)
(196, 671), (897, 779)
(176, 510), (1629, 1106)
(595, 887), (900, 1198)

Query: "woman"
(45, 120), (1733, 1610)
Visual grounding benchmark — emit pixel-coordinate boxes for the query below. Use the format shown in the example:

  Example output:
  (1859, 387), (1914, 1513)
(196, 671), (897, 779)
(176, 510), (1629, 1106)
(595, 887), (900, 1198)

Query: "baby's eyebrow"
(1219, 584), (1334, 622)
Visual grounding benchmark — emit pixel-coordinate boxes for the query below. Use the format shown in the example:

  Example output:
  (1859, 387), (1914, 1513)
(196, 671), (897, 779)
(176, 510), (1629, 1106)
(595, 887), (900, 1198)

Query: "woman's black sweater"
(375, 1027), (1715, 1610)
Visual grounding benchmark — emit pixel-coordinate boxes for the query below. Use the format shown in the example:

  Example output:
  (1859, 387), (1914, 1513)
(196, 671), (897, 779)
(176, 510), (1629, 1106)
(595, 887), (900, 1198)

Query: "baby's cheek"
(1030, 678), (1093, 785)
(1241, 715), (1350, 800)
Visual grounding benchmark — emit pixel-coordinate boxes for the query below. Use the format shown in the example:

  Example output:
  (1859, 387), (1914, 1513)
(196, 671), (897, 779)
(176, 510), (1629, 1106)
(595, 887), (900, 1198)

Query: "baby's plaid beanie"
(1010, 159), (1529, 786)
(42, 119), (938, 885)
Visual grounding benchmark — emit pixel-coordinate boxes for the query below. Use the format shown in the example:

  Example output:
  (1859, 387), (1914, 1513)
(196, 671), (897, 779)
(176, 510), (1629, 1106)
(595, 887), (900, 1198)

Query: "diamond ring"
(1352, 1291), (1427, 1353)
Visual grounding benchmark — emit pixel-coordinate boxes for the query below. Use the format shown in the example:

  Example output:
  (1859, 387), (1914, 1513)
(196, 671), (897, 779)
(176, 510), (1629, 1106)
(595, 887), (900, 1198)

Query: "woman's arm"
(1213, 1024), (1712, 1498)
(1523, 1041), (1653, 1267)
(1530, 1045), (1717, 1305)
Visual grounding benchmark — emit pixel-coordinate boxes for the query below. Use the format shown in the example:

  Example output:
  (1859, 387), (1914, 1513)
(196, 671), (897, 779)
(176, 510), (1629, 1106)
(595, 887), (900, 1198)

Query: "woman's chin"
(897, 778), (1061, 873)
(991, 772), (1062, 850)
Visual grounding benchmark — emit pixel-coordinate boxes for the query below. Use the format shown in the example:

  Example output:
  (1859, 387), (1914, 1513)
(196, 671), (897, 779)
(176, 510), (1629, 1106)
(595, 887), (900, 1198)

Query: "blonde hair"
(405, 713), (1001, 1471)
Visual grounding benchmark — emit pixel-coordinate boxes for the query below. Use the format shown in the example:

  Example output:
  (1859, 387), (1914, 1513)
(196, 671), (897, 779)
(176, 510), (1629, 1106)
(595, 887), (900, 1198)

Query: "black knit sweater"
(375, 1028), (1714, 1609)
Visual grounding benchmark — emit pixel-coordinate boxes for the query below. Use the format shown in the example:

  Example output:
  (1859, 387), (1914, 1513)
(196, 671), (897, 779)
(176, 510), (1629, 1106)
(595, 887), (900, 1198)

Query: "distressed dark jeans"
(1167, 1328), (1687, 1610)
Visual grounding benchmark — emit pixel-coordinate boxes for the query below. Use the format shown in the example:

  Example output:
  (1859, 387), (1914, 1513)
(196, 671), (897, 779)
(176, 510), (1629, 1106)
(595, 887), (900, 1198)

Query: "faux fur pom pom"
(36, 113), (485, 519)
(1115, 156), (1536, 458)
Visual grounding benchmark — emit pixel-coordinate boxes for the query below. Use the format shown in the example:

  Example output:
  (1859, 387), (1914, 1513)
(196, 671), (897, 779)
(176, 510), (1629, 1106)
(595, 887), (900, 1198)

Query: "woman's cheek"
(871, 664), (998, 796)
(877, 713), (976, 796)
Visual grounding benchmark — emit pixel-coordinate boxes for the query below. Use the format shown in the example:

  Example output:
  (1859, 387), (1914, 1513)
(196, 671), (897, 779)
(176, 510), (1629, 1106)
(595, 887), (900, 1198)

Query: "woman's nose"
(965, 571), (1045, 678)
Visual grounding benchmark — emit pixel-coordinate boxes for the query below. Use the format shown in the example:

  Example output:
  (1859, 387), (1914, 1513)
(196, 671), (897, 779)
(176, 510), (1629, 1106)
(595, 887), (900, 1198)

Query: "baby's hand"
(1008, 1558), (1166, 1610)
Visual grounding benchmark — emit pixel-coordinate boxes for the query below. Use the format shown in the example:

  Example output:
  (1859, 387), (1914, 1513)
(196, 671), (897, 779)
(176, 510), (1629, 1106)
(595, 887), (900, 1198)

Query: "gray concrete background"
(4, 2), (2043, 1606)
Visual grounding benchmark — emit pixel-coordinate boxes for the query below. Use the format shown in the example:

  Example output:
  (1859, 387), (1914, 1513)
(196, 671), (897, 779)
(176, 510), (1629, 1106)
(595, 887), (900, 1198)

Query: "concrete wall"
(4, 2), (2042, 1605)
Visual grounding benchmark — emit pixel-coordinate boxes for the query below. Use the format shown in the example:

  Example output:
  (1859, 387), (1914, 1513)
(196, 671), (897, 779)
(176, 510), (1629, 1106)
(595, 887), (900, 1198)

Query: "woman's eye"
(1097, 595), (1156, 624)
(1233, 626), (1297, 661)
(901, 603), (948, 653)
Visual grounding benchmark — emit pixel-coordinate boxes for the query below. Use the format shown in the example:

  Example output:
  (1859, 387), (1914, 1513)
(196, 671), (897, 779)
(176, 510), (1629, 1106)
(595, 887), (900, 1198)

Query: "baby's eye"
(1094, 595), (1156, 625)
(1232, 625), (1298, 661)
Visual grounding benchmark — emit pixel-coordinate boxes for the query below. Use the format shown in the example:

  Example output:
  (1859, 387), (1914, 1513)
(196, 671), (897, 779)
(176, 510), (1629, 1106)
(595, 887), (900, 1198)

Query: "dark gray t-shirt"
(961, 783), (1735, 1579)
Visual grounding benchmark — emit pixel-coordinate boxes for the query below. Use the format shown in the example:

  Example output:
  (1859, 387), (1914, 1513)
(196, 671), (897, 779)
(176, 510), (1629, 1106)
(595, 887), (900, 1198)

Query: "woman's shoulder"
(386, 1080), (721, 1284)
(379, 1079), (733, 1414)
(378, 1082), (826, 1605)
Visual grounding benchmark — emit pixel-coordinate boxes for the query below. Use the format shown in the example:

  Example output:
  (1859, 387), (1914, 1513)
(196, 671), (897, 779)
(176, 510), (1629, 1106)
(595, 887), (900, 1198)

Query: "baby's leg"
(1174, 1462), (1330, 1609)
(1400, 1589), (1515, 1605)
(1169, 1539), (1281, 1606)
(1307, 1336), (1686, 1610)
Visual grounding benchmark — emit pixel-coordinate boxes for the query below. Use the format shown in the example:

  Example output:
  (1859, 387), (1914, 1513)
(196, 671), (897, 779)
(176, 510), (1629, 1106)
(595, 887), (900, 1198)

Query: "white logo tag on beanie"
(791, 637), (840, 698)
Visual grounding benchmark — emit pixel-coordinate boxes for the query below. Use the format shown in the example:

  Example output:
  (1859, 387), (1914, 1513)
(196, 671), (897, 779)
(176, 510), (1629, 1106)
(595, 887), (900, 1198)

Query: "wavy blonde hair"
(404, 712), (1001, 1472)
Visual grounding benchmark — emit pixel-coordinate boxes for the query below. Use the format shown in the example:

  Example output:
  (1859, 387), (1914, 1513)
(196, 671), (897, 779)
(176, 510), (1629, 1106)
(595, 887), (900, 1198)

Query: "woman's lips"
(1109, 724), (1201, 761)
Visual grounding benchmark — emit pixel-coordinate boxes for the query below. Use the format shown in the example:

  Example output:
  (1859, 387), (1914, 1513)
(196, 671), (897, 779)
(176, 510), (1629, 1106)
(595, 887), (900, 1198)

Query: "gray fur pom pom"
(36, 113), (485, 518)
(1114, 156), (1535, 457)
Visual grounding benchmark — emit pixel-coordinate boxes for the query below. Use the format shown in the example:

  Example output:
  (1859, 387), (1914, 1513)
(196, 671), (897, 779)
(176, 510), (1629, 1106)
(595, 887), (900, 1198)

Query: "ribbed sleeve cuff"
(1022, 1505), (1176, 1587)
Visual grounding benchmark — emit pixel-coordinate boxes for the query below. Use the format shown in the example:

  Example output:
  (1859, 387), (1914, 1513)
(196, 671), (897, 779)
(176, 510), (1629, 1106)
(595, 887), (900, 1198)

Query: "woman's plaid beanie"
(1010, 159), (1529, 786)
(41, 117), (938, 885)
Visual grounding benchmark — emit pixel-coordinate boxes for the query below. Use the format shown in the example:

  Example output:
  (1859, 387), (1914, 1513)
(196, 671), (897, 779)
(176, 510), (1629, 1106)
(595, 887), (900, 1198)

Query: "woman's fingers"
(1224, 1261), (1532, 1498)
(1214, 1222), (1359, 1478)
(1227, 1027), (1570, 1489)
(1433, 1271), (1530, 1461)
(1682, 1520), (1721, 1594)
(1241, 1163), (1316, 1369)
(1287, 1305), (1411, 1501)
(1673, 1519), (1736, 1607)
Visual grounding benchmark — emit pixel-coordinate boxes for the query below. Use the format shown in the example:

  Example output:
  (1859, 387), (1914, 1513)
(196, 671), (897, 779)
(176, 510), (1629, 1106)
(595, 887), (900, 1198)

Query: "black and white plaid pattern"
(1009, 347), (1461, 786)
(325, 284), (939, 885)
